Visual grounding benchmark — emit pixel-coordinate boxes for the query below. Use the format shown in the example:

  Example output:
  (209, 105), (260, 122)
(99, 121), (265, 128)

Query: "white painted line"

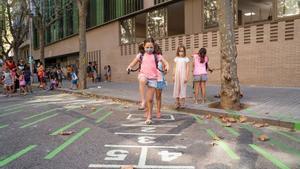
(126, 114), (133, 120)
(127, 114), (176, 121)
(88, 164), (195, 169)
(104, 144), (187, 149)
(138, 147), (148, 166)
(115, 132), (181, 136)
(122, 124), (178, 127)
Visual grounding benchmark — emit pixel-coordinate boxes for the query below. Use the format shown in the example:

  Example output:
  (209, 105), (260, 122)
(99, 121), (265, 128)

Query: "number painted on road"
(105, 150), (129, 161)
(138, 136), (156, 144)
(158, 151), (182, 162)
(141, 127), (156, 133)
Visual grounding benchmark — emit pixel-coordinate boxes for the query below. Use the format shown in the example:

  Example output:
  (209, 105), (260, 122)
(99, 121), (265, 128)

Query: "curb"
(57, 88), (299, 131)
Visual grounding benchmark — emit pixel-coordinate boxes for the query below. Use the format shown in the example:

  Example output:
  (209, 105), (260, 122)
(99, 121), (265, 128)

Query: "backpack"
(139, 53), (164, 72)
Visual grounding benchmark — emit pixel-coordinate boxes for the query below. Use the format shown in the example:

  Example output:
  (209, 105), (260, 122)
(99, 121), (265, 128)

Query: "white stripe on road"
(138, 147), (148, 166)
(114, 132), (181, 136)
(104, 144), (187, 149)
(88, 164), (195, 169)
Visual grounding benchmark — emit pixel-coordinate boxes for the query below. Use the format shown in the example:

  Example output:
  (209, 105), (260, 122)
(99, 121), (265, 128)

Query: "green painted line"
(242, 124), (300, 157)
(294, 122), (300, 131)
(0, 145), (37, 167)
(1, 102), (27, 111)
(50, 117), (86, 136)
(20, 113), (59, 129)
(272, 129), (300, 143)
(90, 107), (105, 115)
(44, 128), (90, 160)
(24, 108), (60, 120)
(95, 112), (113, 123)
(0, 124), (9, 129)
(192, 114), (203, 124)
(213, 118), (240, 137)
(206, 129), (240, 160)
(249, 144), (290, 169)
(0, 110), (22, 117)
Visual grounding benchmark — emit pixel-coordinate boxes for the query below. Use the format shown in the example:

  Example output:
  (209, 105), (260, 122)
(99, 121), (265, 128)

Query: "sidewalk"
(58, 81), (300, 130)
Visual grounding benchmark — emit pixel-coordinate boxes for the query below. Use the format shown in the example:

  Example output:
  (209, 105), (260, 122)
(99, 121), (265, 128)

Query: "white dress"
(173, 57), (189, 98)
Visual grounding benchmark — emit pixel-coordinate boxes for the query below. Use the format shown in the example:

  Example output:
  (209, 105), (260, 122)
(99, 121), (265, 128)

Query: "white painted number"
(158, 151), (182, 162)
(105, 150), (129, 161)
(141, 127), (156, 133)
(138, 136), (156, 144)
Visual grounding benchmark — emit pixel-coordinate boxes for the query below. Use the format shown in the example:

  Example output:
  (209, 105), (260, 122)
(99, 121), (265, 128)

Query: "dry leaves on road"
(205, 114), (212, 119)
(258, 134), (269, 141)
(59, 131), (75, 136)
(121, 165), (134, 169)
(239, 116), (247, 123)
(254, 123), (269, 128)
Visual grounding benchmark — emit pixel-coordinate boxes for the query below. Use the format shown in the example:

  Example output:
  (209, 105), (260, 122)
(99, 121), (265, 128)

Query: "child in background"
(24, 66), (32, 93)
(173, 45), (190, 108)
(70, 68), (78, 90)
(19, 71), (27, 95)
(3, 68), (13, 96)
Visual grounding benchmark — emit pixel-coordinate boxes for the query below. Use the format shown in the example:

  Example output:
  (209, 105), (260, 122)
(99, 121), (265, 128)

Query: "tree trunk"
(217, 0), (241, 110)
(13, 45), (20, 61)
(77, 0), (88, 89)
(39, 27), (45, 66)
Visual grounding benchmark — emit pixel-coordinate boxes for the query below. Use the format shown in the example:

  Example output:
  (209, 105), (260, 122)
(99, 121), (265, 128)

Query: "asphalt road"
(0, 90), (299, 169)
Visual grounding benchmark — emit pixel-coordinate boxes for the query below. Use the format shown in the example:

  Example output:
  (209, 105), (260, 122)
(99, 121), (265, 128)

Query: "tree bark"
(77, 0), (88, 89)
(217, 0), (241, 109)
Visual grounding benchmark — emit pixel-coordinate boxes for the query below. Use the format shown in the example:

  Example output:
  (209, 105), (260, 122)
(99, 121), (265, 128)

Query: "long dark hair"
(198, 48), (207, 63)
(143, 37), (155, 46)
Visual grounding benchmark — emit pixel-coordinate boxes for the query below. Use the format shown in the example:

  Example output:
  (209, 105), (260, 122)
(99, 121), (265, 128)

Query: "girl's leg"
(194, 82), (200, 103)
(155, 89), (162, 118)
(139, 78), (147, 110)
(145, 87), (155, 123)
(181, 98), (186, 108)
(200, 82), (207, 103)
(175, 97), (180, 109)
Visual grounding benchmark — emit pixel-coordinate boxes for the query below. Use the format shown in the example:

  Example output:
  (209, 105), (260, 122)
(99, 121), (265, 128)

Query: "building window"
(120, 18), (135, 44)
(167, 1), (184, 36)
(147, 8), (167, 38)
(204, 0), (218, 29)
(135, 13), (147, 42)
(277, 0), (300, 17)
(154, 0), (170, 5)
(238, 0), (273, 25)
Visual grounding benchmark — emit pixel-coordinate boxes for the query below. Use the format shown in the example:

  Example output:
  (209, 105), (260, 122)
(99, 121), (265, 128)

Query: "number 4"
(158, 151), (182, 162)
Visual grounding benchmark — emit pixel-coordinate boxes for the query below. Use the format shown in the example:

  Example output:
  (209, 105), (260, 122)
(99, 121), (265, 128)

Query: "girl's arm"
(126, 57), (140, 71)
(185, 61), (190, 83)
(161, 58), (170, 73)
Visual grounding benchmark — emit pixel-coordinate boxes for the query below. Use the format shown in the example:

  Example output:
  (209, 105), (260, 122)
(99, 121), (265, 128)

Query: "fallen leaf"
(239, 116), (247, 123)
(264, 123), (269, 127)
(254, 123), (264, 128)
(59, 131), (75, 136)
(121, 165), (134, 169)
(81, 105), (86, 109)
(211, 142), (218, 146)
(221, 117), (228, 123)
(205, 114), (212, 119)
(258, 134), (269, 141)
(91, 107), (96, 111)
(225, 123), (232, 127)
(227, 117), (237, 123)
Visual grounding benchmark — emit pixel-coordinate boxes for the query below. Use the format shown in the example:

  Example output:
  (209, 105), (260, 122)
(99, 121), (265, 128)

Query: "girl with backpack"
(192, 48), (211, 104)
(173, 45), (190, 109)
(127, 38), (169, 124)
(70, 68), (78, 90)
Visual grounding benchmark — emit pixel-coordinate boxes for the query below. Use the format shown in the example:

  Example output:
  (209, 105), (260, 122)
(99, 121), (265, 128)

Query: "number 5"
(105, 150), (129, 161)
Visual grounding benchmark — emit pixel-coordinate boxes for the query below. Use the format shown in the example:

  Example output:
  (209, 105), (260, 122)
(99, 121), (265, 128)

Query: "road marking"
(242, 124), (300, 157)
(192, 114), (203, 124)
(90, 107), (106, 115)
(95, 112), (113, 123)
(115, 132), (181, 136)
(0, 110), (22, 117)
(44, 128), (90, 160)
(272, 129), (300, 143)
(24, 108), (61, 120)
(249, 144), (290, 169)
(138, 147), (148, 166)
(213, 118), (240, 137)
(206, 129), (240, 160)
(88, 164), (195, 169)
(20, 113), (59, 129)
(0, 145), (37, 167)
(127, 114), (175, 121)
(50, 117), (86, 135)
(0, 124), (9, 129)
(104, 145), (187, 149)
(121, 124), (178, 127)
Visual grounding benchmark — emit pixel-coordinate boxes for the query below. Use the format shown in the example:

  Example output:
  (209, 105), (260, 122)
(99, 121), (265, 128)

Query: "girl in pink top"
(192, 48), (210, 104)
(127, 38), (169, 125)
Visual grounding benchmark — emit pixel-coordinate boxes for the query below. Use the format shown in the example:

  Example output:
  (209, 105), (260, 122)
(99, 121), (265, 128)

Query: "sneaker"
(145, 119), (152, 125)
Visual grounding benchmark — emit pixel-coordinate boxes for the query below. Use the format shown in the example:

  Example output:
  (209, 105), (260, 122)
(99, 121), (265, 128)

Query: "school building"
(32, 0), (300, 87)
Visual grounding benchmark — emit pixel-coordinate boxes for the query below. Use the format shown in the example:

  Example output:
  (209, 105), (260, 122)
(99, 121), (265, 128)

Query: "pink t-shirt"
(193, 54), (208, 75)
(137, 53), (163, 80)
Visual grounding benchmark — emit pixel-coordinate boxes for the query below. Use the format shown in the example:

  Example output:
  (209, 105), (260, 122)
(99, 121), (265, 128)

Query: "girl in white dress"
(173, 46), (190, 109)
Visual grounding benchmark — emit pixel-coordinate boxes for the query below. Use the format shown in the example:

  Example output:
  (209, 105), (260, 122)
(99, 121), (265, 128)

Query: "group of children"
(1, 59), (32, 96)
(127, 37), (210, 125)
